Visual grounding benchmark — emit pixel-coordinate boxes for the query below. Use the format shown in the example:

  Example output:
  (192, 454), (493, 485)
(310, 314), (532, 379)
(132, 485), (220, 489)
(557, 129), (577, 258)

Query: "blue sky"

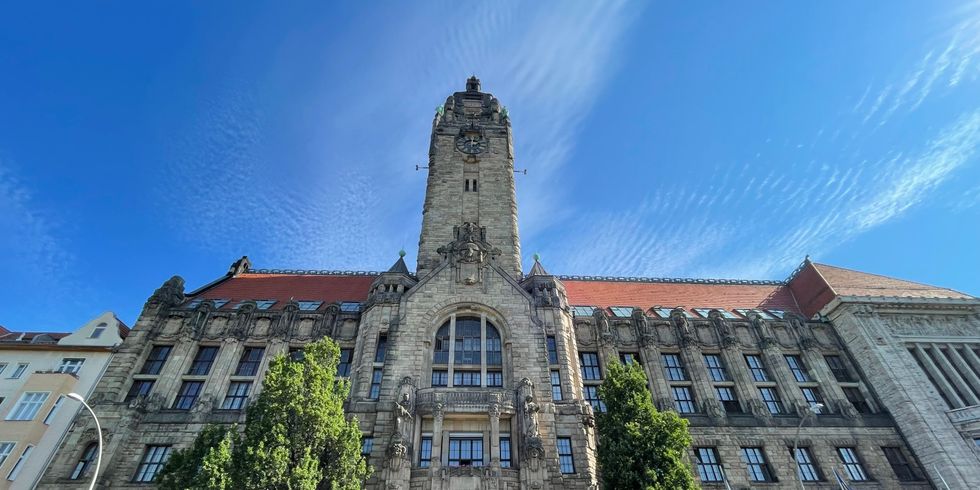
(2, 1), (979, 331)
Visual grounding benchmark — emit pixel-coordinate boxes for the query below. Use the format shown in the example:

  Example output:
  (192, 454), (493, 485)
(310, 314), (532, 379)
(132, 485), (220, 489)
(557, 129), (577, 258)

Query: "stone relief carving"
(750, 313), (778, 350)
(671, 309), (697, 347)
(146, 275), (185, 309)
(633, 308), (658, 346)
(709, 311), (739, 348)
(436, 222), (501, 285)
(227, 302), (255, 340)
(594, 309), (616, 345)
(517, 377), (544, 470)
(271, 302), (298, 339)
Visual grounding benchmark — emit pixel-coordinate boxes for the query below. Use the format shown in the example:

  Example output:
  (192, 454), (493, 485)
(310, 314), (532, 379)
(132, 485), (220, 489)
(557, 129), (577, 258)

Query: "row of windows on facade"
(570, 305), (788, 320)
(0, 357), (87, 381)
(0, 393), (78, 483)
(181, 298), (362, 312)
(570, 346), (868, 416)
(693, 445), (921, 484)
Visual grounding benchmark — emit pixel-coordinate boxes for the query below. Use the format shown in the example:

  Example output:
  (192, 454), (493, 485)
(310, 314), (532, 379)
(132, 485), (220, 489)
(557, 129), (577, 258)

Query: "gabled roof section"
(193, 271), (377, 306)
(788, 260), (975, 318)
(387, 256), (410, 275)
(561, 277), (800, 314)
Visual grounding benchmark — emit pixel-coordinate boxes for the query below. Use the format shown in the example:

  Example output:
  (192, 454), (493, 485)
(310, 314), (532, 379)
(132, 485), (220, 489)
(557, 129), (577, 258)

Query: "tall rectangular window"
(486, 370), (503, 387)
(704, 354), (729, 381)
(126, 380), (155, 402)
(716, 387), (741, 413)
(9, 363), (28, 379)
(448, 438), (484, 467)
(419, 437), (432, 468)
(140, 346), (172, 375)
(662, 354), (687, 381)
(580, 352), (601, 380)
(671, 386), (695, 413)
(361, 437), (373, 457)
(801, 387), (824, 412)
(173, 381), (203, 410)
(6, 392), (49, 421)
(57, 358), (85, 374)
(557, 437), (575, 474)
(741, 447), (775, 482)
(824, 355), (854, 382)
(187, 346), (219, 375)
(375, 334), (388, 363)
(43, 395), (65, 424)
(745, 355), (769, 382)
(0, 443), (14, 468)
(882, 447), (919, 481)
(785, 355), (810, 382)
(6, 445), (33, 481)
(551, 370), (563, 401)
(0, 363), (6, 377)
(369, 368), (383, 399)
(500, 437), (512, 468)
(234, 347), (265, 376)
(221, 381), (252, 410)
(791, 447), (821, 481)
(133, 445), (172, 482)
(546, 336), (558, 364)
(454, 319), (481, 364)
(695, 447), (724, 482)
(337, 348), (353, 377)
(837, 447), (869, 481)
(759, 387), (785, 415)
(843, 387), (872, 414)
(431, 370), (448, 387)
(584, 385), (606, 412)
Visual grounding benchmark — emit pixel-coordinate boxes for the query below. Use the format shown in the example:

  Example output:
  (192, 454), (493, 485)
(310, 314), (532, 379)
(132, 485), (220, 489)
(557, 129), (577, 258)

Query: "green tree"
(596, 361), (696, 490)
(157, 338), (370, 489)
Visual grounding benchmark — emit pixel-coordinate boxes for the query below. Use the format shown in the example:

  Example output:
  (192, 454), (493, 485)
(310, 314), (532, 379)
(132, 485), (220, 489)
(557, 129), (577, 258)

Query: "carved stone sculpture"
(146, 275), (185, 309)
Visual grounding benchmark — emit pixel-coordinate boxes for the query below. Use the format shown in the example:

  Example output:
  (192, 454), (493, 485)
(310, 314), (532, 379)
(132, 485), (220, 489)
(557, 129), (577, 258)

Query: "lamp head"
(66, 392), (85, 403)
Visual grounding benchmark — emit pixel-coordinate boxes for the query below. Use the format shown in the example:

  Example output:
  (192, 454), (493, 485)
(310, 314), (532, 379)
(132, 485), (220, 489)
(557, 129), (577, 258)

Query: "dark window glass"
(419, 437), (432, 468)
(580, 353), (601, 380)
(369, 369), (383, 399)
(882, 447), (919, 481)
(188, 346), (219, 375)
(546, 336), (558, 364)
(173, 381), (203, 410)
(716, 386), (741, 413)
(843, 387), (872, 414)
(584, 385), (606, 412)
(745, 355), (769, 382)
(791, 447), (821, 481)
(133, 445), (172, 482)
(704, 354), (730, 381)
(672, 386), (695, 413)
(375, 334), (388, 363)
(125, 380), (154, 402)
(785, 355), (810, 382)
(825, 355), (854, 382)
(551, 370), (563, 401)
(500, 437), (512, 468)
(741, 447), (775, 482)
(453, 370), (481, 386)
(759, 387), (785, 415)
(557, 437), (575, 473)
(221, 381), (252, 410)
(662, 354), (687, 381)
(235, 347), (265, 376)
(337, 348), (353, 377)
(486, 370), (503, 387)
(448, 438), (484, 467)
(434, 324), (450, 364)
(361, 437), (373, 457)
(620, 352), (641, 365)
(70, 443), (98, 480)
(486, 325), (502, 366)
(695, 447), (724, 482)
(431, 370), (448, 387)
(454, 317), (482, 365)
(140, 346), (172, 375)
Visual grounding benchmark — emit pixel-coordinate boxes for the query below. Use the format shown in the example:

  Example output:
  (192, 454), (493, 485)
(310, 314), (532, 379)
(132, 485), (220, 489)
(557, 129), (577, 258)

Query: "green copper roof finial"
(399, 249), (406, 258)
(533, 253), (540, 262)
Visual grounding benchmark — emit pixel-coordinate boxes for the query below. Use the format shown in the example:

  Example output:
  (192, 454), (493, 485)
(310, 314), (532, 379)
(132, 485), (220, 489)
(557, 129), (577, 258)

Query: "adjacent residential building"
(0, 312), (127, 489)
(39, 78), (975, 489)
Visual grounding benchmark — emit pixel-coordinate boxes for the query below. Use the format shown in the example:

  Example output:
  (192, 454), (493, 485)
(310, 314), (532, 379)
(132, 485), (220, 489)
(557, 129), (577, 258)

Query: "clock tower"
(416, 77), (522, 279)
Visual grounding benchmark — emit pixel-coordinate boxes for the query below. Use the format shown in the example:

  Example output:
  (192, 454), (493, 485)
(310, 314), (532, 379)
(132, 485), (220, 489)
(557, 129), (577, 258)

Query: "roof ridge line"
(247, 269), (390, 277)
(556, 275), (785, 286)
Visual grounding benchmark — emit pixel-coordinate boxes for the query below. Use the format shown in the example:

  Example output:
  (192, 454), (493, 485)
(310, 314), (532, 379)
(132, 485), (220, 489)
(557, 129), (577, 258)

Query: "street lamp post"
(791, 403), (824, 490)
(66, 393), (102, 490)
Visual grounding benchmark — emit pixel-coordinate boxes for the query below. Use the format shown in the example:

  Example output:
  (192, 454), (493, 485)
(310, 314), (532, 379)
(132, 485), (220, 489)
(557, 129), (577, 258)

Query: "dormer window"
(90, 323), (107, 339)
(571, 306), (595, 317)
(609, 307), (633, 318)
(297, 301), (323, 311)
(340, 302), (361, 313)
(693, 308), (738, 319)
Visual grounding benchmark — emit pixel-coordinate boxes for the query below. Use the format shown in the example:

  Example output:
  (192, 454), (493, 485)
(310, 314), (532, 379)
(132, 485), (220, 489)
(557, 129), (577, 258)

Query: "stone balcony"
(415, 387), (517, 415)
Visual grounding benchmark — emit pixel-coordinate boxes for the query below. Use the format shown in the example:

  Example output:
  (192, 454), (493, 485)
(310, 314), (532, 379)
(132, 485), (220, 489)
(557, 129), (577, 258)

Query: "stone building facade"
(38, 78), (976, 489)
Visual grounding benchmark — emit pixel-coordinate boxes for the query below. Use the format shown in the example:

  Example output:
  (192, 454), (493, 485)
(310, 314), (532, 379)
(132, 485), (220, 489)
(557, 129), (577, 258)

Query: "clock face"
(455, 126), (487, 154)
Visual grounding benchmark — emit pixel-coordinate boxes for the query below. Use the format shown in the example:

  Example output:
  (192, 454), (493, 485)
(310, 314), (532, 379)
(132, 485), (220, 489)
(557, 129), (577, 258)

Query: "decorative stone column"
(489, 402), (501, 466)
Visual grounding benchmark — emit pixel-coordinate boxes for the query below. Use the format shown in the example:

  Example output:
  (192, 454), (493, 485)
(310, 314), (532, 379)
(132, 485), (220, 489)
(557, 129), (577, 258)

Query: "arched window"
(70, 443), (98, 480)
(431, 315), (505, 388)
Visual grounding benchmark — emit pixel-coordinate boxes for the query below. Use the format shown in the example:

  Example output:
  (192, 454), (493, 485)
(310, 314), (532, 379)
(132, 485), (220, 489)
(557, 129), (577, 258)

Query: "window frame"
(448, 437), (484, 467)
(580, 352), (602, 380)
(704, 353), (730, 381)
(557, 437), (575, 474)
(6, 444), (33, 481)
(785, 355), (811, 382)
(791, 446), (821, 482)
(882, 446), (919, 482)
(662, 353), (687, 381)
(837, 447), (869, 481)
(745, 354), (769, 382)
(70, 443), (98, 480)
(758, 387), (785, 415)
(671, 386), (696, 414)
(234, 346), (265, 376)
(6, 392), (50, 421)
(140, 345), (172, 375)
(369, 368), (383, 399)
(221, 381), (252, 410)
(133, 445), (172, 483)
(741, 446), (775, 482)
(695, 447), (724, 482)
(172, 381), (204, 410)
(550, 370), (563, 401)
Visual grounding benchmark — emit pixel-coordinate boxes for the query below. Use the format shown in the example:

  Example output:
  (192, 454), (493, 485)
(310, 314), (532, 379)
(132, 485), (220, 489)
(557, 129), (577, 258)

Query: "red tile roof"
(789, 261), (975, 317)
(562, 280), (801, 314)
(194, 273), (377, 306)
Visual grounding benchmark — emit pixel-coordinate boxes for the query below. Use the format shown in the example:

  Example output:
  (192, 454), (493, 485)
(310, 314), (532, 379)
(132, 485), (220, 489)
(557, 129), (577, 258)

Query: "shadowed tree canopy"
(596, 361), (696, 490)
(156, 338), (370, 490)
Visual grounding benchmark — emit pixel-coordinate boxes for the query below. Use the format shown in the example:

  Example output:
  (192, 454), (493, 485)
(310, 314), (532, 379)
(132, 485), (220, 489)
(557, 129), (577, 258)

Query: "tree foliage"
(157, 338), (370, 489)
(596, 361), (696, 490)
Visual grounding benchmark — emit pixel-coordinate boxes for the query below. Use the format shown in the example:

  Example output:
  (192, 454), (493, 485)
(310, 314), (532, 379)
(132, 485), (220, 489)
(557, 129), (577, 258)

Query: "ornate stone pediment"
(436, 222), (501, 285)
